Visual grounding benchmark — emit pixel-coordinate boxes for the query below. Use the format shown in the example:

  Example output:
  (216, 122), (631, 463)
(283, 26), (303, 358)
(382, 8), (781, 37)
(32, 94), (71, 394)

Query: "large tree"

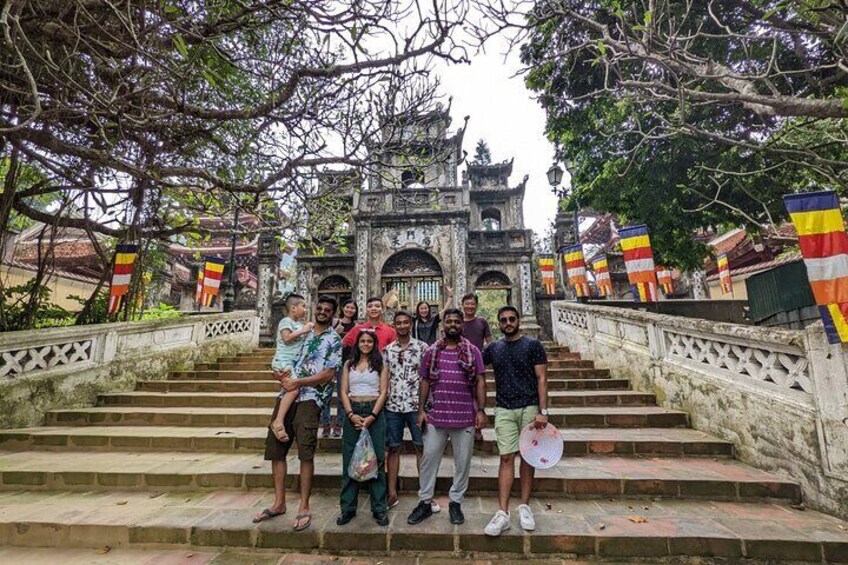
(473, 0), (848, 267)
(1, 0), (468, 245)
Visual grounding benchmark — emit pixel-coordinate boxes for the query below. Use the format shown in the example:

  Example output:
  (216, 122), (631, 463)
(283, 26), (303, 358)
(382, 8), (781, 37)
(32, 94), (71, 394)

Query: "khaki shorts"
(494, 405), (539, 455)
(264, 399), (320, 461)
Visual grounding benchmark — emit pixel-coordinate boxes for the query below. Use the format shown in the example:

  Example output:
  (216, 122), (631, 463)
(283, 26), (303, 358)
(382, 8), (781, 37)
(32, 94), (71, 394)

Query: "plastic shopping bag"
(348, 428), (378, 482)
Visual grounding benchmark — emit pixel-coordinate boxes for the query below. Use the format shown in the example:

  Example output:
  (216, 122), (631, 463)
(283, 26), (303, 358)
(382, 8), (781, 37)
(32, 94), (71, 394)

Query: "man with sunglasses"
(481, 306), (548, 536)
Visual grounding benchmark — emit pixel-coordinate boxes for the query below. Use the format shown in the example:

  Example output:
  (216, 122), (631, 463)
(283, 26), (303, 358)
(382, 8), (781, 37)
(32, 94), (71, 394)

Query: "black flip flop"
(253, 507), (285, 523)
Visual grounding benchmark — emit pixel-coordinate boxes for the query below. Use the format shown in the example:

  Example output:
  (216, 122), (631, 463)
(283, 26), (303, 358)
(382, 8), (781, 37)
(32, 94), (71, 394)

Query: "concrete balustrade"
(552, 300), (848, 519)
(0, 312), (259, 429)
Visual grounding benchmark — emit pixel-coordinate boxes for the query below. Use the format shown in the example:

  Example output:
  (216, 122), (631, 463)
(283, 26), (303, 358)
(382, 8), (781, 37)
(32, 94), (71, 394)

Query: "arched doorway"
(381, 249), (443, 311)
(317, 275), (352, 311)
(474, 271), (513, 336)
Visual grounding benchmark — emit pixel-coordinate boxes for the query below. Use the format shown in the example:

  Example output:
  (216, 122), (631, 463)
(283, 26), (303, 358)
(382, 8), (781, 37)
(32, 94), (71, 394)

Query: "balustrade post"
(804, 322), (848, 481)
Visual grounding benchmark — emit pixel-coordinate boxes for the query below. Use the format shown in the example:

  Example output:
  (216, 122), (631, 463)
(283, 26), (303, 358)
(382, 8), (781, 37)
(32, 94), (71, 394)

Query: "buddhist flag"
(592, 254), (613, 297)
(198, 258), (226, 307)
(108, 244), (138, 315)
(619, 225), (658, 302)
(656, 266), (674, 295)
(195, 267), (205, 304)
(717, 253), (733, 295)
(538, 255), (556, 295)
(563, 244), (591, 298)
(784, 190), (848, 344)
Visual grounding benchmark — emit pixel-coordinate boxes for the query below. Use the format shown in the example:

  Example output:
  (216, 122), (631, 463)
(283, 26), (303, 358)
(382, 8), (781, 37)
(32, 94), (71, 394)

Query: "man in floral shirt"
(258, 295), (341, 532)
(383, 310), (428, 509)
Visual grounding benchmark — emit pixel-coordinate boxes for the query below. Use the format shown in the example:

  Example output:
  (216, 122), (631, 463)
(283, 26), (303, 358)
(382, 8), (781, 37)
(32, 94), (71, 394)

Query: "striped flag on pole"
(563, 244), (591, 298)
(592, 254), (613, 297)
(717, 253), (733, 295)
(784, 190), (848, 344)
(198, 258), (226, 307)
(656, 266), (674, 295)
(619, 225), (658, 302)
(538, 255), (556, 295)
(108, 244), (138, 315)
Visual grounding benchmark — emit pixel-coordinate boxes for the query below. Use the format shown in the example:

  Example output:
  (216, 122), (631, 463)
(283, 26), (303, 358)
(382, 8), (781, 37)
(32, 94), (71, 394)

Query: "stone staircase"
(0, 342), (847, 562)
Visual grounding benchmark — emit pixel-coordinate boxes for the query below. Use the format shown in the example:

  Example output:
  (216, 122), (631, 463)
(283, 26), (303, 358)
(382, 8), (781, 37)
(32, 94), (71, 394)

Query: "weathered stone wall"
(0, 312), (259, 429)
(552, 301), (848, 519)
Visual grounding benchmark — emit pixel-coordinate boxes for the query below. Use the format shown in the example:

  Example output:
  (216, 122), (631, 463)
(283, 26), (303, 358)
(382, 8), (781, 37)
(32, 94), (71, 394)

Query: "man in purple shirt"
(460, 293), (492, 352)
(407, 309), (487, 526)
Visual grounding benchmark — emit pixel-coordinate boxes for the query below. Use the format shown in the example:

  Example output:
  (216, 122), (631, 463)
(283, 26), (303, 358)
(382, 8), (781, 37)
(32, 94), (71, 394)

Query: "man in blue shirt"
(481, 306), (548, 537)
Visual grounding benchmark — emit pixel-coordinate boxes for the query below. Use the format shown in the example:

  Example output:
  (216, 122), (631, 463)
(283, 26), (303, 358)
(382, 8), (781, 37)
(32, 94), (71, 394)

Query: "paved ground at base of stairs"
(0, 548), (824, 565)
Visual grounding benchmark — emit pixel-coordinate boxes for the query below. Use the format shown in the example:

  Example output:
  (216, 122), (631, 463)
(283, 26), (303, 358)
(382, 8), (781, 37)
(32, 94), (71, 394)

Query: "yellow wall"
(1, 265), (99, 311)
(707, 278), (748, 300)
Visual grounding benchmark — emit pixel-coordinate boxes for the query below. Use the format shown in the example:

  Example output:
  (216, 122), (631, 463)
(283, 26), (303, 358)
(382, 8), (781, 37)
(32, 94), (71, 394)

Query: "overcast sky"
(434, 41), (562, 238)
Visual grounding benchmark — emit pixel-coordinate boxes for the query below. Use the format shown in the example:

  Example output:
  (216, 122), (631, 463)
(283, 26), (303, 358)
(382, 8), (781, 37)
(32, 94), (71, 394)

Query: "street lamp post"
(546, 161), (580, 245)
(222, 205), (240, 313)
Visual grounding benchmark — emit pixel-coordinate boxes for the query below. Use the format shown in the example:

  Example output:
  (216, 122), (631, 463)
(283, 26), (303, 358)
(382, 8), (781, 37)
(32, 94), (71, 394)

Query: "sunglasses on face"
(498, 316), (518, 323)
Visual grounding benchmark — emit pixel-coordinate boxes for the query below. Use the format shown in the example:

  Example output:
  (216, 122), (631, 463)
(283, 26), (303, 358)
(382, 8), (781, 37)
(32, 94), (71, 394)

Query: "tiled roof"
(708, 229), (749, 256)
(2, 259), (101, 285)
(705, 251), (803, 282)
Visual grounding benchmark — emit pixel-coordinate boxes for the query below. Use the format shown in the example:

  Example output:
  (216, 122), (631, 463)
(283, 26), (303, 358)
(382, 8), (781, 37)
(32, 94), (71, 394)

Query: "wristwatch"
(540, 408), (549, 416)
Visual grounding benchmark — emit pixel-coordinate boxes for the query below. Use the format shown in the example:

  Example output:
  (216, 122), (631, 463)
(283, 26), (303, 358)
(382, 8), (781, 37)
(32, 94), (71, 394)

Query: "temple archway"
(381, 249), (443, 310)
(474, 271), (513, 335)
(317, 275), (352, 311)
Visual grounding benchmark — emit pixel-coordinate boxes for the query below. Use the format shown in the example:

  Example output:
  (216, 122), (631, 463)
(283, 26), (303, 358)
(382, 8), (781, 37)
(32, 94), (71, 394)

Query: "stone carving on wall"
(318, 275), (352, 291)
(475, 271), (511, 288)
(386, 227), (434, 250)
(453, 222), (467, 297)
(690, 270), (707, 299)
(519, 261), (534, 316)
(382, 249), (443, 275)
(511, 200), (522, 228)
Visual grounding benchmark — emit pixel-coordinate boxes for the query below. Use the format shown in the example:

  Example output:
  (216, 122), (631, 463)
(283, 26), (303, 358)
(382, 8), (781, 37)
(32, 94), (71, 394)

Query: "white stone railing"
(0, 312), (258, 381)
(552, 301), (848, 518)
(0, 312), (259, 428)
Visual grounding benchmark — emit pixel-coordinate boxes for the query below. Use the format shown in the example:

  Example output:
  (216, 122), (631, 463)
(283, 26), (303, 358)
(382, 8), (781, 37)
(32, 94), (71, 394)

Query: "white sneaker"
(430, 501), (441, 513)
(517, 504), (535, 531)
(484, 510), (511, 537)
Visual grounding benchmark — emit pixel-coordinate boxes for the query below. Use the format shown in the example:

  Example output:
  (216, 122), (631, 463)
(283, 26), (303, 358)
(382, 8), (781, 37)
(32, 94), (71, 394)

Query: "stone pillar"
(145, 258), (175, 308)
(689, 270), (707, 299)
(354, 223), (370, 314)
(452, 220), (467, 304)
(256, 232), (281, 345)
(519, 258), (540, 337)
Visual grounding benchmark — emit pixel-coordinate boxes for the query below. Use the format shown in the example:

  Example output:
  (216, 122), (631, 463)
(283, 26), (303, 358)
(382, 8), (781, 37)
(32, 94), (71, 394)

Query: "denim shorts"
(385, 410), (423, 449)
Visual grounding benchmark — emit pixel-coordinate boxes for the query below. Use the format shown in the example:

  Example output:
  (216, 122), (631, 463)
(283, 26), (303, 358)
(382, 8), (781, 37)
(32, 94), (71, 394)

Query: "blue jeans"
(321, 367), (342, 427)
(385, 410), (424, 449)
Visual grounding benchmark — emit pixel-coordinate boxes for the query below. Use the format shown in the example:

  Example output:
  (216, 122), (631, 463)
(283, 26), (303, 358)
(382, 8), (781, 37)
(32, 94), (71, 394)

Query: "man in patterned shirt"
(257, 295), (342, 532)
(383, 310), (428, 509)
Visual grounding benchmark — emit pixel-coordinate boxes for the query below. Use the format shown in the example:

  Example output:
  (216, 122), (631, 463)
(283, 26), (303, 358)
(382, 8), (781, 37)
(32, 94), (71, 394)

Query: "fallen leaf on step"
(839, 525), (846, 531)
(627, 515), (648, 524)
(642, 505), (650, 510)
(597, 523), (606, 530)
(791, 503), (806, 511)
(545, 503), (552, 510)
(557, 510), (563, 514)
(215, 431), (234, 435)
(97, 546), (111, 554)
(116, 500), (128, 505)
(185, 553), (194, 558)
(252, 465), (262, 469)
(627, 505), (634, 510)
(148, 492), (164, 499)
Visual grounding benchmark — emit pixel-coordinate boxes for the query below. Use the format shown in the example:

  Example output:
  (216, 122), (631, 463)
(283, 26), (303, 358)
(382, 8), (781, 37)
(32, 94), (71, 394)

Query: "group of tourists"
(254, 291), (549, 537)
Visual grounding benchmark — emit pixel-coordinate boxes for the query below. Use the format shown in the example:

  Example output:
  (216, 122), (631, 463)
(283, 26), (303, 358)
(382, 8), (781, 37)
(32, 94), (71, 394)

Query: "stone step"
(44, 406), (690, 428)
(0, 451), (798, 502)
(140, 378), (631, 393)
(3, 491), (842, 560)
(211, 358), (594, 370)
(0, 427), (733, 458)
(96, 391), (655, 409)
(171, 367), (612, 381)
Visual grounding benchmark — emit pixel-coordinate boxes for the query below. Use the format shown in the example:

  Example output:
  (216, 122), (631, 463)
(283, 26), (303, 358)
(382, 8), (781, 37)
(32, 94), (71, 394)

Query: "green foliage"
(473, 139), (492, 165)
(475, 289), (508, 339)
(517, 0), (848, 269)
(0, 279), (69, 332)
(140, 303), (182, 321)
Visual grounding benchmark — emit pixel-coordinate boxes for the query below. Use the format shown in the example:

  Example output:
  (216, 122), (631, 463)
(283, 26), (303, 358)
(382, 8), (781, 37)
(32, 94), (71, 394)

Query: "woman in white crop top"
(338, 328), (389, 527)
